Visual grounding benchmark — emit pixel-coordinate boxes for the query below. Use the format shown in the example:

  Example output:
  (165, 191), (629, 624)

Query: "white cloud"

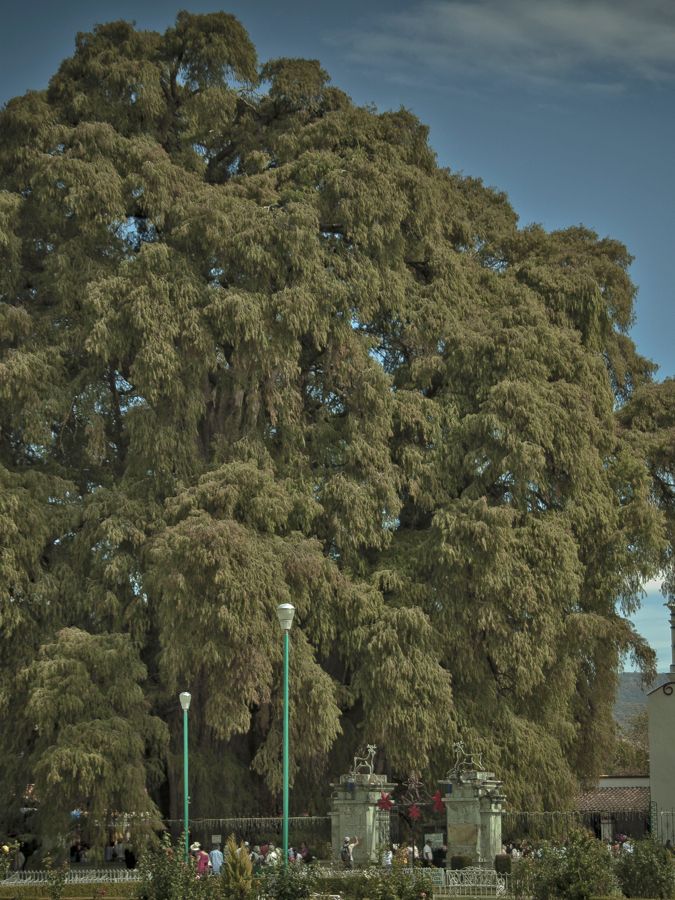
(340, 0), (675, 90)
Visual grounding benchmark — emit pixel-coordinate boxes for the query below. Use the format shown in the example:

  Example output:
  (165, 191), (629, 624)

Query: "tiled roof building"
(576, 785), (650, 814)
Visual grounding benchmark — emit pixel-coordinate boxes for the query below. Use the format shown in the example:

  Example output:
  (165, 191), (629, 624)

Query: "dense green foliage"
(261, 865), (316, 900)
(513, 834), (675, 900)
(618, 378), (675, 599)
(0, 10), (672, 833)
(266, 867), (432, 900)
(137, 836), (219, 900)
(513, 830), (620, 900)
(616, 839), (675, 899)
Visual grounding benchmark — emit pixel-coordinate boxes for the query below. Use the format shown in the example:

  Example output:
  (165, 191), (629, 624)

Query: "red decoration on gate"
(432, 790), (444, 813)
(409, 803), (421, 821)
(377, 791), (394, 811)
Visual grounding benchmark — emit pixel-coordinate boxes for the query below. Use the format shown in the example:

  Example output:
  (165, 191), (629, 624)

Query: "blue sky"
(1, 0), (672, 668)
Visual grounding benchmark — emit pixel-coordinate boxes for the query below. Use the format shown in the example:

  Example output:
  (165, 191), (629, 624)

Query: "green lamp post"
(179, 691), (191, 863)
(276, 603), (295, 867)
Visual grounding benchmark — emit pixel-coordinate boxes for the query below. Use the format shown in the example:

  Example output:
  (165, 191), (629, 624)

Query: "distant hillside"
(615, 672), (670, 730)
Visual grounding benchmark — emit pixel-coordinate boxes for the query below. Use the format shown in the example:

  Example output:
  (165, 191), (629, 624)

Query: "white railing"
(3, 867), (142, 884)
(436, 867), (509, 897)
(3, 864), (510, 897)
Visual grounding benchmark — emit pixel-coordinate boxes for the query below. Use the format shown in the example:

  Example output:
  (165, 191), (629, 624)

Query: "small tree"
(220, 834), (254, 900)
(617, 838), (675, 899)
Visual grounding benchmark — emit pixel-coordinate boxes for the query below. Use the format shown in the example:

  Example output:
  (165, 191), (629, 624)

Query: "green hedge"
(0, 885), (137, 899)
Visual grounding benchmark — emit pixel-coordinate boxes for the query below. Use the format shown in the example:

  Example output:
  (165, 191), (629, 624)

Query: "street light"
(276, 603), (295, 867)
(179, 691), (191, 863)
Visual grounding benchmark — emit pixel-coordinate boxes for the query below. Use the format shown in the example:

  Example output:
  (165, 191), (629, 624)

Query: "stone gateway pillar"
(440, 744), (505, 864)
(330, 745), (397, 865)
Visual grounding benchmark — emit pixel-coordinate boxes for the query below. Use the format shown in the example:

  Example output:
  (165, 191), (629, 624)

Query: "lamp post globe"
(276, 603), (295, 631)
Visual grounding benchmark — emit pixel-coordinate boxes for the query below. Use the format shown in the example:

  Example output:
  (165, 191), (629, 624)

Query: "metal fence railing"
(164, 815), (332, 849)
(2, 863), (510, 896)
(502, 808), (650, 843)
(438, 867), (509, 897)
(3, 868), (141, 884)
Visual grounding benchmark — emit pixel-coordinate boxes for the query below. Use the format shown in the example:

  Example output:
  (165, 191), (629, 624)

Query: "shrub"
(311, 869), (432, 900)
(313, 873), (374, 900)
(450, 855), (472, 870)
(527, 830), (620, 900)
(44, 856), (69, 900)
(510, 856), (537, 900)
(0, 844), (14, 881)
(136, 834), (218, 900)
(388, 868), (433, 900)
(494, 853), (511, 874)
(261, 863), (316, 900)
(616, 838), (675, 899)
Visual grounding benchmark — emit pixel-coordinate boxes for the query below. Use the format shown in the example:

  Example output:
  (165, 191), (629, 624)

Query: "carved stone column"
(330, 774), (397, 865)
(440, 745), (505, 864)
(330, 747), (396, 865)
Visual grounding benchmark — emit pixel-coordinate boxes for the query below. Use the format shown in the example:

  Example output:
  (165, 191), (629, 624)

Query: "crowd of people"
(398, 840), (447, 868)
(500, 834), (660, 858)
(188, 838), (317, 876)
(8, 828), (671, 876)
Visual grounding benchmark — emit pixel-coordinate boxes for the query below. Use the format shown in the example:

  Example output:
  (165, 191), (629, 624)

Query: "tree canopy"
(0, 11), (671, 835)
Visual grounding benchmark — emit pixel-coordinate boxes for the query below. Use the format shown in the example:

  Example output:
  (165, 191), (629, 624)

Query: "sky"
(0, 0), (672, 669)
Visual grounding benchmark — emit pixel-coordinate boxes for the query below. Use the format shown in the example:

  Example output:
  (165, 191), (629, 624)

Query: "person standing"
(209, 843), (224, 875)
(341, 836), (359, 869)
(432, 843), (447, 868)
(422, 840), (433, 867)
(191, 842), (211, 878)
(250, 845), (263, 872)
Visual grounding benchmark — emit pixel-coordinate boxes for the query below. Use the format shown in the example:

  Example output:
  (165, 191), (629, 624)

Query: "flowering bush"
(0, 844), (13, 880)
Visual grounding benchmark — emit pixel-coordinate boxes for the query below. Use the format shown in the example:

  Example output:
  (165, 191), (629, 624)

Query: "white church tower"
(647, 598), (675, 843)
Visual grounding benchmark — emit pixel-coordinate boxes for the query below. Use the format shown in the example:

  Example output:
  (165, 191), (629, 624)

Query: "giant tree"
(0, 12), (668, 834)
